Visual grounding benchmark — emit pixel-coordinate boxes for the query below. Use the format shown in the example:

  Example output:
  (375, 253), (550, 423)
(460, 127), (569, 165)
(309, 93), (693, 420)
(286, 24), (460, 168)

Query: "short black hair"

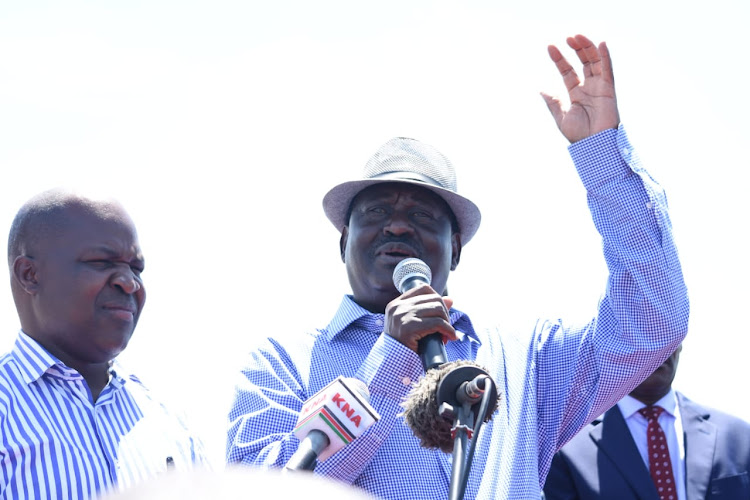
(7, 189), (97, 268)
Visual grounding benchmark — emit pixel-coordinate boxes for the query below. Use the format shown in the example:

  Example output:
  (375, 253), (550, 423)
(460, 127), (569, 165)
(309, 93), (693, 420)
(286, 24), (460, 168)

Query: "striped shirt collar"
(324, 295), (481, 345)
(12, 330), (126, 388)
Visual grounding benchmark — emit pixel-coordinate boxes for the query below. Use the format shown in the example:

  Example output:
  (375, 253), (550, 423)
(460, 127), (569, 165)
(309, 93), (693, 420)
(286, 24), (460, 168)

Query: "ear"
(13, 256), (40, 295)
(450, 232), (462, 271)
(339, 227), (349, 263)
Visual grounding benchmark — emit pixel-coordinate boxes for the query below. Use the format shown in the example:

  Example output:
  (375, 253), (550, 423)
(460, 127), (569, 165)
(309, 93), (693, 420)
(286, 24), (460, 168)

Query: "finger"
(391, 292), (451, 327)
(416, 317), (458, 342)
(579, 36), (603, 77)
(400, 282), (436, 298)
(425, 297), (456, 342)
(540, 92), (564, 127)
(600, 41), (615, 85)
(441, 330), (458, 344)
(568, 34), (601, 78)
(442, 297), (454, 311)
(409, 296), (452, 321)
(567, 34), (595, 59)
(548, 44), (580, 93)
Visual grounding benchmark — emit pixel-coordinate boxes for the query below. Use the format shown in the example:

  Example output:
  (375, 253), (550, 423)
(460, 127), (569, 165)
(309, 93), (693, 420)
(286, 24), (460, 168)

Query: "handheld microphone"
(392, 258), (448, 371)
(285, 377), (380, 471)
(394, 258), (500, 453)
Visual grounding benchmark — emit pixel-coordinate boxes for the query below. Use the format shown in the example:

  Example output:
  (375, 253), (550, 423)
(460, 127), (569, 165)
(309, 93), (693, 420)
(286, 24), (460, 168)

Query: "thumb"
(540, 92), (564, 127)
(443, 296), (454, 311)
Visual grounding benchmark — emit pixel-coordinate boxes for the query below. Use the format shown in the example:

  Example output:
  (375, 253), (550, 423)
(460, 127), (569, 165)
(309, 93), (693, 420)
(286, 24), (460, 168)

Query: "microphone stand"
(456, 387), (494, 500)
(436, 365), (498, 500)
(446, 402), (474, 500)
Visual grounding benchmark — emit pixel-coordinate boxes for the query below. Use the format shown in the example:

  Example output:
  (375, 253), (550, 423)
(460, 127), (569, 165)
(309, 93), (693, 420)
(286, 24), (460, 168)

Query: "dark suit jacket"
(543, 393), (750, 499)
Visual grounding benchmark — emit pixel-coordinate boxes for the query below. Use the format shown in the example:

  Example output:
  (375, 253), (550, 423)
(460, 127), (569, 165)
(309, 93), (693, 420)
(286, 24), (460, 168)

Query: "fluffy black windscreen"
(401, 360), (500, 453)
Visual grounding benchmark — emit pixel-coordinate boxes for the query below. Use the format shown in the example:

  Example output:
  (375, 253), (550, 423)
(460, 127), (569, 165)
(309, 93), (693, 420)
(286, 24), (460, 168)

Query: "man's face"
(28, 204), (146, 366)
(340, 183), (461, 313)
(630, 345), (682, 404)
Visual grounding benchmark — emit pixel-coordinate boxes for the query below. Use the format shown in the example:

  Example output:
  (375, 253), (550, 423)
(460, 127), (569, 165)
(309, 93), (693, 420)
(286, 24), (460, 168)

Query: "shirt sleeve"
(314, 333), (423, 482)
(535, 125), (689, 472)
(225, 332), (424, 484)
(226, 337), (308, 467)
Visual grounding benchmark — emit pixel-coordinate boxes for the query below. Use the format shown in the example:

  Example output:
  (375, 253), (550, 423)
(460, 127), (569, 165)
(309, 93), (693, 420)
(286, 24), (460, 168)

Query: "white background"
(1, 1), (748, 466)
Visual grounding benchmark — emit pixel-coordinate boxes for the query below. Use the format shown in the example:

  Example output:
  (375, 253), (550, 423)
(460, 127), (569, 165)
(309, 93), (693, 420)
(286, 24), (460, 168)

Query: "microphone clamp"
(436, 364), (498, 424)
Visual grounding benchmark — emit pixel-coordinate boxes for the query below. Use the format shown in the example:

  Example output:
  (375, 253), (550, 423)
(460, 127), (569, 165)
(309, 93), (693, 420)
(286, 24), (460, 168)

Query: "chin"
(101, 333), (133, 356)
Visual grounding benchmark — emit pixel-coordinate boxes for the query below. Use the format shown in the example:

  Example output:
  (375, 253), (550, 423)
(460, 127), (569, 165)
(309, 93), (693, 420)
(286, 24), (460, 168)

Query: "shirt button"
(621, 147), (631, 158)
(401, 377), (411, 386)
(375, 319), (383, 327)
(646, 202), (653, 209)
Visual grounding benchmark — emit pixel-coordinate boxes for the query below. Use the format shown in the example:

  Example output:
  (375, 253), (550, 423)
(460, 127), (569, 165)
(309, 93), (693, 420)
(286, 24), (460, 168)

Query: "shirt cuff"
(568, 124), (640, 192)
(356, 333), (423, 402)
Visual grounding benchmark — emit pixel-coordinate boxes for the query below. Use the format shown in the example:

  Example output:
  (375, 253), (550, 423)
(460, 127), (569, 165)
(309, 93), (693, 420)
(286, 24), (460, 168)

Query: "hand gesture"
(542, 34), (620, 143)
(384, 284), (457, 353)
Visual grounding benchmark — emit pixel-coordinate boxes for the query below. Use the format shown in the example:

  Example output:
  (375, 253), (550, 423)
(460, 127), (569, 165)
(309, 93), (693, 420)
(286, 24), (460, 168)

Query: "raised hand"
(541, 34), (620, 143)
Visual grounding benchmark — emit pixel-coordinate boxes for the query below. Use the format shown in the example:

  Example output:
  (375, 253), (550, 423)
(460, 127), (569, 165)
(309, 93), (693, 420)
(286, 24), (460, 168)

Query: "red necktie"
(638, 405), (676, 500)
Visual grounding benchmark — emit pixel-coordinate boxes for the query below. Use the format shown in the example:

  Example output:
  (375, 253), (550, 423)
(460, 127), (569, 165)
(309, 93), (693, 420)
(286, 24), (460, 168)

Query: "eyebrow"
(87, 246), (145, 266)
(361, 189), (444, 207)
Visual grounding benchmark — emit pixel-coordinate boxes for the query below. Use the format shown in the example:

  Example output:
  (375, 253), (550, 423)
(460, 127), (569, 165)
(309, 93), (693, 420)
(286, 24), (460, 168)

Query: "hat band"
(368, 171), (446, 190)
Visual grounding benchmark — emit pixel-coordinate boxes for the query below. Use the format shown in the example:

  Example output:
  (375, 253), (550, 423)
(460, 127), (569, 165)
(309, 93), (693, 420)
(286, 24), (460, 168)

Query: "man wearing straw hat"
(227, 34), (688, 499)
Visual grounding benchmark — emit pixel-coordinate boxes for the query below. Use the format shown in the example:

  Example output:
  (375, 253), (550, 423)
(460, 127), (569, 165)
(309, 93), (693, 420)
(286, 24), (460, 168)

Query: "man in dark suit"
(543, 346), (750, 499)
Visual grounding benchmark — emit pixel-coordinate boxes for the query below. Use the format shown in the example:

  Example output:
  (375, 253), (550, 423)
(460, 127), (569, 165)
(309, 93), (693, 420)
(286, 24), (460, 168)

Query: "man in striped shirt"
(1, 189), (207, 499)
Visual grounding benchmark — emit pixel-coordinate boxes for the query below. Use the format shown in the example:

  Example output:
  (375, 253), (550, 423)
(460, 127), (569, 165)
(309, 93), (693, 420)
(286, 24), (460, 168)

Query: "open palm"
(542, 35), (620, 143)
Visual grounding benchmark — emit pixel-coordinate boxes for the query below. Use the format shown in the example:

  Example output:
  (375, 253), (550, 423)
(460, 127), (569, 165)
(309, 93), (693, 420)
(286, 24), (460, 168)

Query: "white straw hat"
(322, 137), (481, 243)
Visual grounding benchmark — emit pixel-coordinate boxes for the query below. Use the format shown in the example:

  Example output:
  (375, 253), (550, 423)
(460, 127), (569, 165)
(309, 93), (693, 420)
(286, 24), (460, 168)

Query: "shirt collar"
(618, 388), (678, 419)
(11, 330), (125, 386)
(325, 295), (481, 345)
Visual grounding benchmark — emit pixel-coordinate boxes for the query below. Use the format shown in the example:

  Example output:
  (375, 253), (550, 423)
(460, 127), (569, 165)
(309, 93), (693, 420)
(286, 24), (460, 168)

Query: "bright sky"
(1, 1), (748, 467)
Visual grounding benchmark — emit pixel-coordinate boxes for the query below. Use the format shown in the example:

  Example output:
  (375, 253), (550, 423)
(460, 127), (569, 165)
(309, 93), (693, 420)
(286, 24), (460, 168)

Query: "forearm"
(536, 126), (688, 459)
(226, 334), (423, 484)
(566, 125), (688, 416)
(226, 341), (307, 468)
(314, 333), (422, 482)
(572, 125), (688, 352)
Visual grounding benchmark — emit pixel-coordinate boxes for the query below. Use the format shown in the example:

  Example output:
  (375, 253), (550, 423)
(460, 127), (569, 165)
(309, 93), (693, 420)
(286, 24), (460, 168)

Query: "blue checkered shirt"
(227, 125), (689, 499)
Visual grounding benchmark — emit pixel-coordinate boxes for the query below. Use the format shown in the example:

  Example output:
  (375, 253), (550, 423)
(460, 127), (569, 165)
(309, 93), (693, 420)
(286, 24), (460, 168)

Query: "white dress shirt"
(618, 388), (686, 500)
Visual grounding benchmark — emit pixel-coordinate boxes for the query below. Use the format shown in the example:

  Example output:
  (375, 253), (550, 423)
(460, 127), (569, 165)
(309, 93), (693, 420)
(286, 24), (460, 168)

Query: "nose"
(383, 210), (414, 237)
(111, 267), (142, 295)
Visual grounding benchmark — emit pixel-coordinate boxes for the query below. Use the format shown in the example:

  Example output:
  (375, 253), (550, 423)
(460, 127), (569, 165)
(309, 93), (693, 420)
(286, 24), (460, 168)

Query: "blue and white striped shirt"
(227, 126), (689, 499)
(0, 331), (207, 499)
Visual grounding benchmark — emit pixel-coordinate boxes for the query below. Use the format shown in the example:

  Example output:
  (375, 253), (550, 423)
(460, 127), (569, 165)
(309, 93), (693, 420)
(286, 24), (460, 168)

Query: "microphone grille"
(392, 258), (432, 293)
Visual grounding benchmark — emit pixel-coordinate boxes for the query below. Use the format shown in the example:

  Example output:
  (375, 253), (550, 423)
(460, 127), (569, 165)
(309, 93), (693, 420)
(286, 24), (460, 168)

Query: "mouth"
(376, 243), (418, 260)
(102, 303), (137, 321)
